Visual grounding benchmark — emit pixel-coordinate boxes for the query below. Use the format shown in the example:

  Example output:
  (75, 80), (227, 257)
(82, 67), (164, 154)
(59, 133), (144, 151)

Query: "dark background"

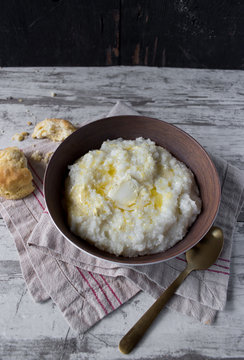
(0, 0), (244, 68)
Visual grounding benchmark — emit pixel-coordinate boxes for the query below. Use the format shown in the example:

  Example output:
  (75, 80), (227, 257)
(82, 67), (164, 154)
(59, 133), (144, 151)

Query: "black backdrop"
(1, 0), (243, 68)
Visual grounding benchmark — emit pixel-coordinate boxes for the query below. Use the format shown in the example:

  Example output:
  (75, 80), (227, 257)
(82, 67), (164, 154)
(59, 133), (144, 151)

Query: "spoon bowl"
(119, 226), (224, 354)
(186, 226), (224, 271)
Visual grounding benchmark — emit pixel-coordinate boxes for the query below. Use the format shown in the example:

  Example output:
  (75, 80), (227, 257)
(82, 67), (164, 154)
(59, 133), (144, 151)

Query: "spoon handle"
(119, 266), (192, 354)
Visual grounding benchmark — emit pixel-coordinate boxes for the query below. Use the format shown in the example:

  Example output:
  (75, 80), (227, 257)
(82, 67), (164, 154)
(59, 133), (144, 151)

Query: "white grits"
(65, 138), (201, 257)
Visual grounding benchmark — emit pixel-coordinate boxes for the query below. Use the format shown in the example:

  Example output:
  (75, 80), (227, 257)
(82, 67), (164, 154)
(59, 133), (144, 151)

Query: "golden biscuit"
(32, 118), (76, 142)
(0, 147), (34, 200)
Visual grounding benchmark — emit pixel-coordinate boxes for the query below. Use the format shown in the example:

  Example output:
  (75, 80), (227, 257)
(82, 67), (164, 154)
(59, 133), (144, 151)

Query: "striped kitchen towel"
(0, 101), (243, 332)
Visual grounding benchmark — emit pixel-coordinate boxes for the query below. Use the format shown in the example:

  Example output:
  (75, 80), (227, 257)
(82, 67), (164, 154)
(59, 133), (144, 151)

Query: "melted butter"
(95, 181), (108, 196)
(94, 164), (116, 196)
(68, 185), (104, 217)
(150, 187), (163, 209)
(70, 162), (173, 217)
(68, 185), (89, 216)
(108, 164), (116, 177)
(95, 186), (104, 196)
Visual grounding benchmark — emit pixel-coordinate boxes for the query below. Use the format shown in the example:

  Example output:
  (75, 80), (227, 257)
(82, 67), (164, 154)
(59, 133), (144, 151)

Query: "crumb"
(30, 150), (53, 163)
(27, 121), (32, 126)
(12, 132), (29, 141)
(43, 151), (53, 163)
(18, 98), (23, 103)
(31, 150), (43, 162)
(51, 92), (57, 97)
(0, 129), (4, 135)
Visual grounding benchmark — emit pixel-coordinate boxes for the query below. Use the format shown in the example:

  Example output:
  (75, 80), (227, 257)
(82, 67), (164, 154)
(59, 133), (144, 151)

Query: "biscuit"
(0, 147), (35, 200)
(32, 118), (76, 142)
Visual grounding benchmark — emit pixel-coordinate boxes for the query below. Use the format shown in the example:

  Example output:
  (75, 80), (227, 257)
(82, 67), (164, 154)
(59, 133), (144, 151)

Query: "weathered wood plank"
(0, 219), (20, 260)
(0, 67), (244, 168)
(0, 336), (244, 360)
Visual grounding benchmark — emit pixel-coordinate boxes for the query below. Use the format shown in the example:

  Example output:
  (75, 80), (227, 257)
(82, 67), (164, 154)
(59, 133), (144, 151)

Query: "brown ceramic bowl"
(44, 115), (221, 265)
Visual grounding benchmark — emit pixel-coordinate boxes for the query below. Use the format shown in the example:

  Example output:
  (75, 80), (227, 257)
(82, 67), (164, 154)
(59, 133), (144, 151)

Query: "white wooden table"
(0, 67), (243, 360)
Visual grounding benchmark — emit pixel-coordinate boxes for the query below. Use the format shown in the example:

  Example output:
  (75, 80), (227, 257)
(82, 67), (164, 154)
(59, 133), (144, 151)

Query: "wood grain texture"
(121, 0), (244, 69)
(0, 0), (120, 66)
(1, 1), (244, 68)
(0, 67), (243, 359)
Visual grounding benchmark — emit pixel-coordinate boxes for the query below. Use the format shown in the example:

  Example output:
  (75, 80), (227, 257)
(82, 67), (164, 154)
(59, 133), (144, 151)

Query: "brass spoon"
(119, 226), (224, 354)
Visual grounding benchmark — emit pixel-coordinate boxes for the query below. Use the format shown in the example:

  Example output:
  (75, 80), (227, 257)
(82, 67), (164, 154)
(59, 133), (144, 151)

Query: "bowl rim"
(44, 115), (221, 266)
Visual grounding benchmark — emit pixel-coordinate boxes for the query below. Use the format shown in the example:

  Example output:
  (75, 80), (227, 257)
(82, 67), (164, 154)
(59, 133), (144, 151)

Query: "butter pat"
(108, 178), (138, 209)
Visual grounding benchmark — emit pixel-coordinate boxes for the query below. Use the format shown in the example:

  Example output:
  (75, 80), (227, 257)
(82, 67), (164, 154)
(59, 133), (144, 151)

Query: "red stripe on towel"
(28, 161), (44, 185)
(28, 162), (46, 209)
(29, 160), (113, 312)
(32, 179), (44, 198)
(88, 272), (115, 310)
(99, 274), (122, 305)
(214, 263), (230, 270)
(176, 257), (230, 275)
(218, 257), (230, 263)
(30, 167), (111, 313)
(32, 191), (45, 211)
(207, 269), (230, 275)
(76, 267), (108, 315)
